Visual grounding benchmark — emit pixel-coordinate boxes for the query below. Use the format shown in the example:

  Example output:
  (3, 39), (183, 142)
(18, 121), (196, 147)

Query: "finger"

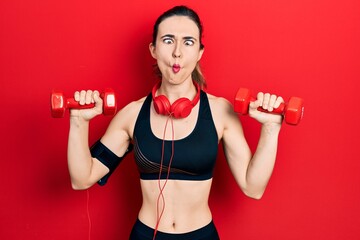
(262, 93), (271, 110)
(85, 90), (93, 104)
(268, 94), (277, 112)
(74, 91), (80, 102)
(79, 90), (86, 105)
(274, 96), (284, 108)
(256, 92), (264, 107)
(93, 90), (100, 103)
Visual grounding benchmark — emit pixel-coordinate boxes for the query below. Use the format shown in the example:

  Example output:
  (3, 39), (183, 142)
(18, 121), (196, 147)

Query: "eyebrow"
(160, 34), (198, 41)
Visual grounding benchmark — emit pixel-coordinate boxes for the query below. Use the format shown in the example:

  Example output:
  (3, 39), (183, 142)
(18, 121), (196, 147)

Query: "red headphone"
(152, 81), (201, 118)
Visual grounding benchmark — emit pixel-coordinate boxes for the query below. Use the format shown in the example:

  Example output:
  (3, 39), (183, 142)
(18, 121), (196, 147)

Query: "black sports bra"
(133, 90), (219, 181)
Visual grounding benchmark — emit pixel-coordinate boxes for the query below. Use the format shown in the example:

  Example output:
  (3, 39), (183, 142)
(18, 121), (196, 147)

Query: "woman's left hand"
(248, 92), (284, 125)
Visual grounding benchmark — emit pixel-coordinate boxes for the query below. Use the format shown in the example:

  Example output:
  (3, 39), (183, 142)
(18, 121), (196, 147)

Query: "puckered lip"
(172, 64), (181, 73)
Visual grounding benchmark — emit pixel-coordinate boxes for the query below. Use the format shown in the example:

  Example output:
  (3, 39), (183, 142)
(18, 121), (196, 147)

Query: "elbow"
(246, 192), (264, 200)
(71, 184), (89, 190)
(71, 180), (93, 190)
(243, 188), (265, 200)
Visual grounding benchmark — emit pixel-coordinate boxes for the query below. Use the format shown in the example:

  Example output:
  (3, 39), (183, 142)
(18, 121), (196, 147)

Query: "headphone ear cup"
(153, 95), (171, 115)
(171, 98), (193, 118)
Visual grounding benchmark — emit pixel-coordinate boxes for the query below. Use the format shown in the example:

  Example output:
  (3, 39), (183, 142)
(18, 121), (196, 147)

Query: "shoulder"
(106, 95), (148, 137)
(118, 95), (147, 117)
(206, 92), (234, 115)
(100, 94), (150, 156)
(205, 92), (239, 138)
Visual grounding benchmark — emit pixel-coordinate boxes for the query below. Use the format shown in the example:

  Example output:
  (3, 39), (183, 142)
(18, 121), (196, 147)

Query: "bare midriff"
(138, 178), (213, 233)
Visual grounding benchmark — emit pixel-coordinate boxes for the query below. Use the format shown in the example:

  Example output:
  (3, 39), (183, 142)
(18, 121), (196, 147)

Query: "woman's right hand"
(70, 90), (103, 121)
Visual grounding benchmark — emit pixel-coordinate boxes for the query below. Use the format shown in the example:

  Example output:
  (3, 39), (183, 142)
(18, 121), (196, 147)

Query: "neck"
(158, 80), (197, 103)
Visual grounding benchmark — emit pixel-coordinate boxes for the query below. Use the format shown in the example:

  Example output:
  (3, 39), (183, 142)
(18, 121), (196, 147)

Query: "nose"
(172, 43), (181, 58)
(172, 52), (181, 58)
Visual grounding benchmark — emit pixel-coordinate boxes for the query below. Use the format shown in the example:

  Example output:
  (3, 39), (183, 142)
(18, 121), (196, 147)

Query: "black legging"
(129, 219), (220, 240)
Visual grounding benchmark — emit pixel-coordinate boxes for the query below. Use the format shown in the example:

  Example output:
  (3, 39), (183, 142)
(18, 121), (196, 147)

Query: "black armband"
(90, 140), (133, 186)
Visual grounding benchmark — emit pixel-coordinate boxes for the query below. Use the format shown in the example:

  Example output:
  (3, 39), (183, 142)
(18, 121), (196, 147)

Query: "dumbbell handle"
(234, 88), (283, 114)
(234, 88), (304, 125)
(51, 89), (117, 118)
(65, 95), (101, 109)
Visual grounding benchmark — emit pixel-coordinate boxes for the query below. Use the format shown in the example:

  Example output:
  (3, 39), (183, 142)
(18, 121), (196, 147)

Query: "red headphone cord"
(153, 115), (175, 240)
(86, 189), (92, 240)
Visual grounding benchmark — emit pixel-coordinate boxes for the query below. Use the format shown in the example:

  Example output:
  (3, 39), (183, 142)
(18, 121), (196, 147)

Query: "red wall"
(1, 0), (359, 239)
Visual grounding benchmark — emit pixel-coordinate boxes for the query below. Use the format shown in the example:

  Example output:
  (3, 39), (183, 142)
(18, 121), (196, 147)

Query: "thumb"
(93, 90), (103, 113)
(249, 100), (261, 111)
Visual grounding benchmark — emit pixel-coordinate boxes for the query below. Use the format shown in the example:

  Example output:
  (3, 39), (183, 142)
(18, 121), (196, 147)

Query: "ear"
(149, 43), (157, 59)
(197, 47), (204, 61)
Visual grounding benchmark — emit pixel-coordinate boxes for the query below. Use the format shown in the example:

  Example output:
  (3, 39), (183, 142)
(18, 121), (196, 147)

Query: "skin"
(67, 15), (284, 233)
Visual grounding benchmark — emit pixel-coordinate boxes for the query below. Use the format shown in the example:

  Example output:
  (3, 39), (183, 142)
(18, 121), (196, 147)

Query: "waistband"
(130, 218), (219, 240)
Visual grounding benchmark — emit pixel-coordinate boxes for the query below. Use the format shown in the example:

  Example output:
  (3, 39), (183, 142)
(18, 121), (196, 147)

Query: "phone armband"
(90, 140), (133, 186)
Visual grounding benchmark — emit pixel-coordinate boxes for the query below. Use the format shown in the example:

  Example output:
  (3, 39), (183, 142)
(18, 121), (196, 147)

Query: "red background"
(1, 0), (359, 239)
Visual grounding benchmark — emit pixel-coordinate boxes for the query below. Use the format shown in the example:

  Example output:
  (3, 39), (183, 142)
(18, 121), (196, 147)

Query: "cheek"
(155, 45), (170, 58)
(155, 54), (170, 73)
(185, 51), (201, 66)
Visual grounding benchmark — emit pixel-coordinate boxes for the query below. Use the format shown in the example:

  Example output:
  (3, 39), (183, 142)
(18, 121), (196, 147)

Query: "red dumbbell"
(234, 88), (304, 125)
(51, 88), (117, 118)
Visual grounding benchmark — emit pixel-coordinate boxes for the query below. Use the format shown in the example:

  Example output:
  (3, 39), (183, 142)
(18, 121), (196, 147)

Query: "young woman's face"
(149, 16), (204, 84)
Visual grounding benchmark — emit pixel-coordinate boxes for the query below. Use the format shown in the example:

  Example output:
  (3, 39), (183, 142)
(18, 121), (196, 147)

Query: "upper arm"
(100, 99), (142, 156)
(211, 96), (252, 191)
(88, 99), (143, 184)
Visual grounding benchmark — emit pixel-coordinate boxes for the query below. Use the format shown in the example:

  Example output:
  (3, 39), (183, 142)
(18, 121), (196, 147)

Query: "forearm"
(67, 116), (93, 189)
(245, 123), (281, 198)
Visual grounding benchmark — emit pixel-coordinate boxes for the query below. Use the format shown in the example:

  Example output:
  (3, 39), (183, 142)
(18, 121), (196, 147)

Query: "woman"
(67, 5), (284, 240)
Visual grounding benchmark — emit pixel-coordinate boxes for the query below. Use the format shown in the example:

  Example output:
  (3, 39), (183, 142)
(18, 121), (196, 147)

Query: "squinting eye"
(163, 38), (174, 44)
